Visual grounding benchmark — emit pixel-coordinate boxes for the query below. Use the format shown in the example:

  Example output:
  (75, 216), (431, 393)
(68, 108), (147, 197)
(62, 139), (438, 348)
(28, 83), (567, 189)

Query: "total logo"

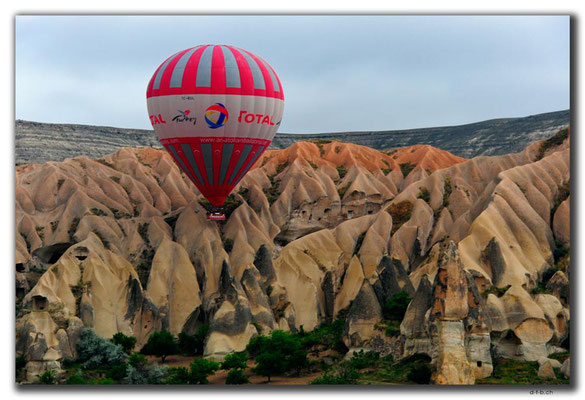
(149, 114), (166, 125)
(205, 103), (229, 129)
(172, 110), (197, 125)
(238, 110), (276, 125)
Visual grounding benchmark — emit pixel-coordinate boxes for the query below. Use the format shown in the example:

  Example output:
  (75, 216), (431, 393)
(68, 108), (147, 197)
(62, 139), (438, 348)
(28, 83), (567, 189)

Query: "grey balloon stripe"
(153, 52), (179, 90)
(219, 143), (234, 185)
(169, 47), (200, 88)
(168, 144), (200, 185)
(221, 46), (241, 88)
(196, 45), (214, 87)
(179, 143), (205, 185)
(227, 144), (253, 186)
(233, 146), (264, 186)
(258, 57), (279, 92)
(200, 143), (214, 185)
(238, 49), (265, 90)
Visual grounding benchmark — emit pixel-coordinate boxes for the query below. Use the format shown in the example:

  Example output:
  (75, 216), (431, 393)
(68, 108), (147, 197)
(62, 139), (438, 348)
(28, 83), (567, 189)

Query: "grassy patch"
(476, 359), (569, 385)
(336, 165), (348, 180)
(549, 352), (570, 363)
(399, 162), (416, 178)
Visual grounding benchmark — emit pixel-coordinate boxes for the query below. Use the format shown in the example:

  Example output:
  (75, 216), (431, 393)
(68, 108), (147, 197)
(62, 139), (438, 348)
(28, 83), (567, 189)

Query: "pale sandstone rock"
(145, 238), (201, 335)
(432, 320), (475, 385)
(537, 360), (557, 379)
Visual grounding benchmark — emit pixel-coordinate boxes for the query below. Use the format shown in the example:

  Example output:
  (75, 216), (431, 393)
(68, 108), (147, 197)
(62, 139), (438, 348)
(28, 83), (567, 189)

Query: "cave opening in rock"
(16, 263), (25, 273)
(32, 295), (48, 311)
(32, 242), (74, 265)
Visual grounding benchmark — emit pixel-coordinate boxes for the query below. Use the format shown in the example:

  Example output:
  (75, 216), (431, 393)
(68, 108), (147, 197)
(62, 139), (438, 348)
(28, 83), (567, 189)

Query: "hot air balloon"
(146, 44), (284, 220)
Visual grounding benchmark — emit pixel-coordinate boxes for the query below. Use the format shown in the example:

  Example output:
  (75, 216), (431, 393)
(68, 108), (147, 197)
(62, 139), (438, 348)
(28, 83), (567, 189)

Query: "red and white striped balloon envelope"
(146, 44), (284, 207)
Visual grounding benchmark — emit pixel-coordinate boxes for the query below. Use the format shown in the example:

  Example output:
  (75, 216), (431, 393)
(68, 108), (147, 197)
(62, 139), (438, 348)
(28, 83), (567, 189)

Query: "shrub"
(225, 368), (249, 384)
(65, 374), (87, 385)
(382, 291), (412, 322)
(310, 364), (360, 385)
(39, 369), (57, 384)
(178, 325), (209, 356)
(124, 362), (168, 384)
(76, 328), (127, 370)
(111, 332), (137, 354)
(221, 352), (247, 370)
(348, 350), (379, 370)
(141, 330), (179, 363)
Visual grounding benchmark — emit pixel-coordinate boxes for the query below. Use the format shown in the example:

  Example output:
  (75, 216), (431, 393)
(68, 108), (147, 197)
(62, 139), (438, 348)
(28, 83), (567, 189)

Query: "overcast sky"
(15, 15), (570, 133)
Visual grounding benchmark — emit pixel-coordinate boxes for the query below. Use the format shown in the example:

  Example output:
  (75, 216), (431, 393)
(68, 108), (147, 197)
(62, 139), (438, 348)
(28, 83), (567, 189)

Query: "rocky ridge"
(15, 109), (569, 164)
(15, 129), (570, 384)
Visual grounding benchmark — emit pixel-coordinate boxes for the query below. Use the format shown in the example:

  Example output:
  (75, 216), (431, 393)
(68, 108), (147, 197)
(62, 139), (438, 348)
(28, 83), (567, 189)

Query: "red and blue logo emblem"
(204, 103), (229, 129)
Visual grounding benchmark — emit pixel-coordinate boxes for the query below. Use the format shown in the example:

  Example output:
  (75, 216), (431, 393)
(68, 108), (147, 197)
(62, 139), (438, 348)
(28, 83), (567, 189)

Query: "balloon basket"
(207, 210), (226, 221)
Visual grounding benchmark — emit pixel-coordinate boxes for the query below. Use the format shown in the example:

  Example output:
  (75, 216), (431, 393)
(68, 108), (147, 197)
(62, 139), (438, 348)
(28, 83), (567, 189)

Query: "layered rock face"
(15, 128), (570, 384)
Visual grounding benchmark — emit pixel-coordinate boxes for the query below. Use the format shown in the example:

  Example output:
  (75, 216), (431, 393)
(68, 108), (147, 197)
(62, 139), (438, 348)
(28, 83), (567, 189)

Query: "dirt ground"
(145, 355), (323, 385)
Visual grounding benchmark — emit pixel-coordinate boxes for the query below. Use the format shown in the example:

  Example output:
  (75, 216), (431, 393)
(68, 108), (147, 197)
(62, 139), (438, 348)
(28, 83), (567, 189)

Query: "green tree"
(178, 324), (209, 356)
(141, 330), (179, 363)
(225, 368), (249, 384)
(187, 358), (220, 384)
(111, 332), (137, 354)
(247, 330), (308, 382)
(221, 352), (247, 370)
